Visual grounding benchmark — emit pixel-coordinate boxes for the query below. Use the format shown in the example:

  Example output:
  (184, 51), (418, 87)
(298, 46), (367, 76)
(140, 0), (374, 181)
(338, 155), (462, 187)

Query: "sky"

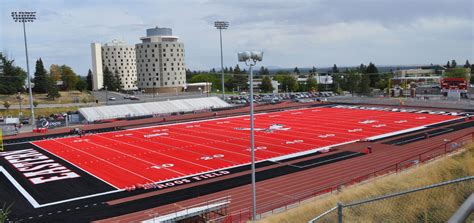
(1, 0), (473, 75)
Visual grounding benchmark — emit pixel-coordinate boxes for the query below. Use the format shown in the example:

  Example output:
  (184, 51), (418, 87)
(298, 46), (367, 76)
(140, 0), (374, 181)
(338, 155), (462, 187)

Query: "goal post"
(0, 128), (3, 151)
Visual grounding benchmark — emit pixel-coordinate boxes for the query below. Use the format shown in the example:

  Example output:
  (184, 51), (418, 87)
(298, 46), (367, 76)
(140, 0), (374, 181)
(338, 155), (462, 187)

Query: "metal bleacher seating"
(78, 97), (232, 122)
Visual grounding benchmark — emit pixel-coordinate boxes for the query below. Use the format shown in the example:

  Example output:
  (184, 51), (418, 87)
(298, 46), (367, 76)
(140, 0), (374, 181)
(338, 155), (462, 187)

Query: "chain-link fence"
(309, 176), (474, 223)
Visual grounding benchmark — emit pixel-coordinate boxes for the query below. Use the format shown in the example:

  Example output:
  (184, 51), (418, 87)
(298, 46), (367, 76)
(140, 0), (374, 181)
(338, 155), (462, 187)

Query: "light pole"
(105, 86), (108, 105)
(238, 51), (263, 221)
(215, 21), (229, 99)
(11, 11), (36, 126)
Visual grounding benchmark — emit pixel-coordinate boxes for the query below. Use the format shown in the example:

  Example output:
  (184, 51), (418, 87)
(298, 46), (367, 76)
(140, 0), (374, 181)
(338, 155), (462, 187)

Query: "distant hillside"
(266, 65), (423, 74)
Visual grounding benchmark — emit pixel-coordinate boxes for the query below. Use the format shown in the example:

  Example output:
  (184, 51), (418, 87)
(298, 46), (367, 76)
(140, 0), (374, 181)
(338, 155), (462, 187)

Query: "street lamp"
(215, 21), (229, 99)
(11, 11), (36, 126)
(238, 50), (263, 221)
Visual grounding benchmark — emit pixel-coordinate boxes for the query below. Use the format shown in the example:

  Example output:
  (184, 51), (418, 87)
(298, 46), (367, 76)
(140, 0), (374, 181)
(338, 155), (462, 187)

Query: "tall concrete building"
(136, 27), (186, 93)
(90, 40), (138, 91)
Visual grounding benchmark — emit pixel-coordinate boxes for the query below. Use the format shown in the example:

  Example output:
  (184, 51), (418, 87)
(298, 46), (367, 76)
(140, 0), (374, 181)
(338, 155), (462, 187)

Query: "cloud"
(1, 0), (472, 74)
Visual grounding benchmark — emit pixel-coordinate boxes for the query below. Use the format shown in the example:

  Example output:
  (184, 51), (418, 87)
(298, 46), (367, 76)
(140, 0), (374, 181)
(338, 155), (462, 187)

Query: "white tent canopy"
(79, 97), (231, 122)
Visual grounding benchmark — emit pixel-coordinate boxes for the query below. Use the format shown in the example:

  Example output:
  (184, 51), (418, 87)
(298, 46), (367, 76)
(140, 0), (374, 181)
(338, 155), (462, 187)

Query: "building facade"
(90, 40), (138, 91)
(392, 65), (446, 86)
(135, 27), (186, 93)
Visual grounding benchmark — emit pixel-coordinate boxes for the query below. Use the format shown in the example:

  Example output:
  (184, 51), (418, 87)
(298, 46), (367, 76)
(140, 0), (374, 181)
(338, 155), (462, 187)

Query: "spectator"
(367, 146), (372, 154)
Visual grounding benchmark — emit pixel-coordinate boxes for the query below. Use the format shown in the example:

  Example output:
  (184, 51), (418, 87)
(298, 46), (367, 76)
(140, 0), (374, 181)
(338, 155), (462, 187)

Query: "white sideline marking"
(0, 166), (40, 208)
(0, 166), (121, 208)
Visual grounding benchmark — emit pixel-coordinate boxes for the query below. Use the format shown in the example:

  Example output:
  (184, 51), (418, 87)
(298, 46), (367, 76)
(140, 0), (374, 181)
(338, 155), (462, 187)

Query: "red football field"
(32, 107), (458, 189)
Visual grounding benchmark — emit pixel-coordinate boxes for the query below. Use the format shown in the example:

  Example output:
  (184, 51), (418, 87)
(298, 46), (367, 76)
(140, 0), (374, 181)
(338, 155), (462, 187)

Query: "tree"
(306, 74), (318, 92)
(446, 61), (451, 68)
(113, 69), (123, 91)
(60, 65), (78, 91)
(358, 64), (367, 73)
(76, 77), (87, 92)
(293, 67), (300, 75)
(464, 60), (471, 68)
(309, 66), (317, 75)
(0, 54), (27, 94)
(50, 64), (62, 81)
(282, 75), (298, 92)
(346, 72), (361, 95)
(259, 66), (270, 76)
(233, 64), (241, 74)
(33, 58), (49, 93)
(47, 75), (60, 100)
(260, 76), (274, 93)
(102, 66), (118, 90)
(357, 73), (371, 95)
(86, 69), (93, 91)
(445, 68), (469, 80)
(332, 64), (339, 73)
(3, 101), (11, 110)
(365, 62), (379, 87)
(451, 59), (457, 68)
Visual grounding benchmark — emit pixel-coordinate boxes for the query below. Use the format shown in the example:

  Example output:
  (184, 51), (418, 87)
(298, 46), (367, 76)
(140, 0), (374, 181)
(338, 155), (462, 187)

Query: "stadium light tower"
(11, 11), (36, 127)
(214, 21), (229, 99)
(238, 51), (263, 221)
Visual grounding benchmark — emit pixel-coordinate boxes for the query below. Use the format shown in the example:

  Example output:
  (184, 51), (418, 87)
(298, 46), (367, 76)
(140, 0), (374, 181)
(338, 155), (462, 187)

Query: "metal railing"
(222, 131), (473, 222)
(308, 176), (474, 223)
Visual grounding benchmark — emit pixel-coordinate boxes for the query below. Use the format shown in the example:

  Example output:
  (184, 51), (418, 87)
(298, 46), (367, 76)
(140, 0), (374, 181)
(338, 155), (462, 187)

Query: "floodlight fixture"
(214, 21), (229, 29)
(237, 50), (263, 221)
(11, 11), (37, 127)
(215, 21), (229, 98)
(11, 11), (36, 22)
(238, 51), (263, 64)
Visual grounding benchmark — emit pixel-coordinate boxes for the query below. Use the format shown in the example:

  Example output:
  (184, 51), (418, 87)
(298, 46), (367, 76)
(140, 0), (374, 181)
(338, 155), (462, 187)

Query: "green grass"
(0, 91), (95, 105)
(0, 107), (79, 118)
(258, 145), (474, 223)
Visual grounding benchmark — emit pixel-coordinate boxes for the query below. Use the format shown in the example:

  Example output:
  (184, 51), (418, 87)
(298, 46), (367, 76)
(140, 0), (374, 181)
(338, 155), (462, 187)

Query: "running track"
(32, 107), (458, 189)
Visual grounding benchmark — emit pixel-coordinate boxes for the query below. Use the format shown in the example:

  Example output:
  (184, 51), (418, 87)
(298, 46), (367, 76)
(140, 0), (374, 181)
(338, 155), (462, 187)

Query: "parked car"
(108, 97), (116, 101)
(129, 96), (140, 100)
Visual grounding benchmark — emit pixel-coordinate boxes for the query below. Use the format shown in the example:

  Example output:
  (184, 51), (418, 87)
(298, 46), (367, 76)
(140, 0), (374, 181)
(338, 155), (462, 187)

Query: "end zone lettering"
(0, 149), (80, 184)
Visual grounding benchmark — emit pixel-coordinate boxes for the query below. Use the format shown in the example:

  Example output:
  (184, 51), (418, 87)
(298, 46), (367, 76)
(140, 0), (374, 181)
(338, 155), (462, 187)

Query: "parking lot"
(225, 92), (335, 104)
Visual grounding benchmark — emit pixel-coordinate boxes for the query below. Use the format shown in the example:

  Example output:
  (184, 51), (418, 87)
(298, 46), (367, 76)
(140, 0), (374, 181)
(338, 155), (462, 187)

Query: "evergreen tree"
(357, 73), (371, 94)
(358, 64), (367, 73)
(234, 64), (241, 74)
(46, 75), (60, 100)
(294, 67), (300, 75)
(224, 67), (229, 74)
(76, 77), (87, 92)
(306, 74), (318, 92)
(102, 66), (113, 90)
(86, 69), (93, 91)
(332, 64), (339, 73)
(33, 58), (49, 93)
(310, 66), (317, 75)
(365, 62), (379, 88)
(463, 60), (470, 68)
(451, 59), (457, 68)
(264, 67), (270, 76)
(113, 69), (123, 91)
(446, 61), (451, 68)
(260, 76), (273, 93)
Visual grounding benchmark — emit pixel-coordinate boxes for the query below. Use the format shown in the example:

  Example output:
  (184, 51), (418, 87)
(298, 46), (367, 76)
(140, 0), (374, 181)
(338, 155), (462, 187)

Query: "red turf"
(32, 107), (458, 189)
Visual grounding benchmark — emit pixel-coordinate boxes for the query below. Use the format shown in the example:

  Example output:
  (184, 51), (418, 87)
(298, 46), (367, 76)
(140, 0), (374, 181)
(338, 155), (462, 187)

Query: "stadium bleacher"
(78, 97), (232, 122)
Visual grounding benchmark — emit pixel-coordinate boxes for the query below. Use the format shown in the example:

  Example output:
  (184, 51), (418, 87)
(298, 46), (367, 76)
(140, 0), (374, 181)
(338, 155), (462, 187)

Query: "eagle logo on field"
(235, 124), (291, 133)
